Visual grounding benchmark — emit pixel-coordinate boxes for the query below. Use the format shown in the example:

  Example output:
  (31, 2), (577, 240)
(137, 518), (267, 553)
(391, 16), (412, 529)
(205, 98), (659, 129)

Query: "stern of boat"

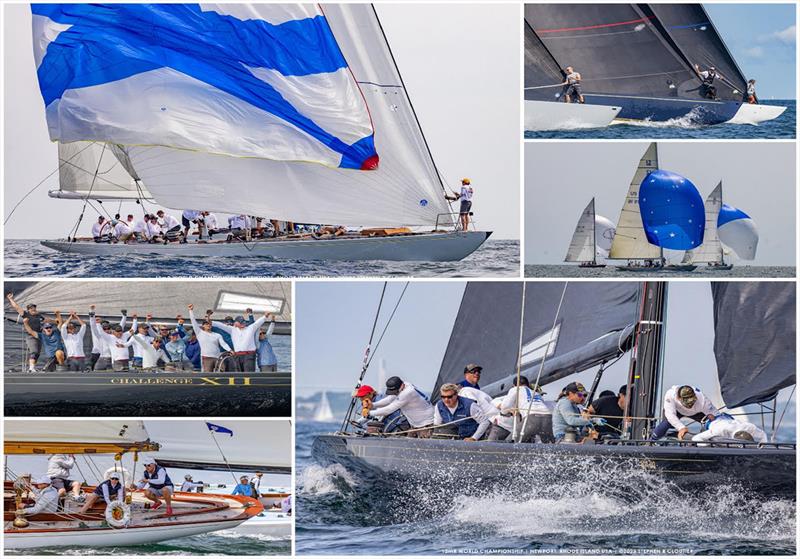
(727, 103), (787, 125)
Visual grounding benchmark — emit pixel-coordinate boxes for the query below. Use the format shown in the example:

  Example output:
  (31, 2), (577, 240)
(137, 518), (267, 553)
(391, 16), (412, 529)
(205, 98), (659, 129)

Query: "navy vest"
(93, 478), (122, 499)
(144, 465), (173, 489)
(437, 396), (478, 438)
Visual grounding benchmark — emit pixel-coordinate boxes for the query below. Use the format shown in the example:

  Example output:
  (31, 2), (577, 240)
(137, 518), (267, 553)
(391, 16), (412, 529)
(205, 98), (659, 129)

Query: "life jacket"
(144, 466), (173, 489)
(436, 396), (478, 438)
(94, 479), (122, 499)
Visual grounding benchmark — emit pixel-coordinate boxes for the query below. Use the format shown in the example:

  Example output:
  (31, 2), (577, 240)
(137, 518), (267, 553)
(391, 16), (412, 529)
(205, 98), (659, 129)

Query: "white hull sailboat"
(524, 100), (621, 131)
(564, 197), (614, 268)
(30, 5), (492, 264)
(4, 421), (263, 550)
(41, 230), (490, 262)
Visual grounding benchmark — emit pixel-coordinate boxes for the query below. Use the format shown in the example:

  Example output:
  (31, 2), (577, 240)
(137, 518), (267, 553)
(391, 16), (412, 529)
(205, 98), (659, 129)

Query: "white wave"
(612, 107), (708, 129)
(298, 463), (357, 495)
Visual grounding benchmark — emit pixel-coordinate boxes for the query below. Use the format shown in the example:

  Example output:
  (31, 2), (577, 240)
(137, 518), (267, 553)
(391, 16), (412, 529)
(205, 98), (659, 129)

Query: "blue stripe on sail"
(32, 4), (377, 169)
(717, 204), (750, 227)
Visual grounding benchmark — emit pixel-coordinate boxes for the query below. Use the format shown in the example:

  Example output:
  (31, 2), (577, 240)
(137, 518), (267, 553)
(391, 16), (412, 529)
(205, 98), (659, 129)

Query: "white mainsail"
(314, 391), (336, 422)
(564, 198), (597, 263)
(114, 4), (452, 227)
(149, 421), (291, 471)
(683, 182), (723, 264)
(609, 143), (661, 260)
(52, 141), (152, 201)
(5, 420), (150, 447)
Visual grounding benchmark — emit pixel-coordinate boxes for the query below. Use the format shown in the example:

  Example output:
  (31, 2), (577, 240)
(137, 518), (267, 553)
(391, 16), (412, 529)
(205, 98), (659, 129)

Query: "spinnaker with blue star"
(718, 204), (759, 260)
(32, 4), (453, 227)
(639, 169), (705, 251)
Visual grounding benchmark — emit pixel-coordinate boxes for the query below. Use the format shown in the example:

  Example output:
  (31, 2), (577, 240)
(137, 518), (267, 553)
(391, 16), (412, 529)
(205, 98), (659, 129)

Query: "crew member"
(182, 209), (203, 242)
(180, 474), (203, 492)
(59, 313), (87, 371)
(445, 178), (474, 231)
(91, 321), (131, 371)
(256, 319), (278, 372)
(19, 476), (60, 516)
(137, 461), (175, 516)
(367, 376), (434, 437)
(692, 413), (767, 444)
(356, 384), (408, 432)
(694, 64), (720, 99)
(80, 471), (125, 513)
(188, 306), (232, 372)
(491, 376), (554, 443)
(127, 335), (170, 369)
(560, 66), (585, 103)
(587, 384), (627, 438)
(156, 210), (182, 242)
(746, 79), (758, 104)
(434, 383), (491, 441)
(457, 363), (482, 389)
(27, 321), (66, 371)
(651, 385), (718, 440)
(211, 312), (269, 372)
(232, 476), (257, 497)
(91, 216), (111, 242)
(47, 454), (83, 501)
(552, 382), (592, 442)
(7, 294), (44, 372)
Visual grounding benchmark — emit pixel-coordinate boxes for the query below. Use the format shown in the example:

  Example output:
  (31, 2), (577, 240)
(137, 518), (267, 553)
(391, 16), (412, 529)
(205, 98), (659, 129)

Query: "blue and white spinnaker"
(718, 204), (758, 260)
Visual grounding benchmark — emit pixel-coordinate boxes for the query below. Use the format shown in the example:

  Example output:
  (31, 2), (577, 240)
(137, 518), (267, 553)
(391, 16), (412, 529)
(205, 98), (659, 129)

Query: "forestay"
(712, 282), (795, 407)
(434, 282), (641, 398)
(609, 143), (662, 259)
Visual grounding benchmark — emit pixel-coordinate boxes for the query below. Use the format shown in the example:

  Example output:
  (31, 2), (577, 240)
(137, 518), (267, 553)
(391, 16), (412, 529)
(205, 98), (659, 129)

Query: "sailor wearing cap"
(137, 461), (175, 516)
(26, 320), (66, 371)
(552, 382), (592, 443)
(60, 312), (87, 371)
(444, 178), (475, 231)
(80, 471), (126, 513)
(355, 385), (408, 433)
(434, 383), (491, 441)
(212, 312), (269, 372)
(232, 475), (256, 497)
(20, 476), (60, 516)
(180, 474), (204, 492)
(458, 364), (482, 390)
(651, 385), (718, 440)
(366, 376), (434, 437)
(692, 413), (767, 445)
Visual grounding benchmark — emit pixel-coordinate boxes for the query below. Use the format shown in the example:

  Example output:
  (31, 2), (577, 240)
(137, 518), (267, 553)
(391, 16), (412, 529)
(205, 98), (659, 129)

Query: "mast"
(591, 198), (597, 266)
(623, 282), (668, 440)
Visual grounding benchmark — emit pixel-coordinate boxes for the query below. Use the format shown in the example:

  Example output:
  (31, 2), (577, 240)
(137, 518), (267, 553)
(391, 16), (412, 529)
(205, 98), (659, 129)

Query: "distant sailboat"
(609, 144), (699, 272)
(314, 392), (335, 422)
(681, 182), (732, 270)
(564, 198), (615, 268)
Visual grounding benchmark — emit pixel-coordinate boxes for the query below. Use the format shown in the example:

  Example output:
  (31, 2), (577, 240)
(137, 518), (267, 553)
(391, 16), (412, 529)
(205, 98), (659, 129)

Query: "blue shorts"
(459, 200), (472, 215)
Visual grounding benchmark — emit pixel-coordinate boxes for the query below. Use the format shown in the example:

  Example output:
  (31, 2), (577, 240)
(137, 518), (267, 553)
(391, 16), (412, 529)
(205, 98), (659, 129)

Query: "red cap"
(356, 385), (375, 398)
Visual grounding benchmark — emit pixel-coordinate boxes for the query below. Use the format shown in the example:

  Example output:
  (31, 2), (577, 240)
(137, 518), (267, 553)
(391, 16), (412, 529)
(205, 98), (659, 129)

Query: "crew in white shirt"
(692, 413), (767, 445)
(651, 385), (719, 440)
(212, 313), (268, 372)
(368, 377), (434, 436)
(91, 216), (111, 242)
(59, 312), (87, 371)
(188, 305), (232, 372)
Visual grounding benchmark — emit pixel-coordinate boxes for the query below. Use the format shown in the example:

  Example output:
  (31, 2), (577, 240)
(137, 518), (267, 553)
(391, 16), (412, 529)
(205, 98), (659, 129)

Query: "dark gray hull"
(4, 370), (290, 416)
(312, 434), (796, 498)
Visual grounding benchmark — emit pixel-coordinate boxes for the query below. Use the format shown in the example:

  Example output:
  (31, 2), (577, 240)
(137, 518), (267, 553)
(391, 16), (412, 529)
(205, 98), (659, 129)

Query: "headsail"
(53, 141), (152, 201)
(434, 282), (641, 398)
(609, 143), (661, 259)
(564, 199), (597, 263)
(150, 421), (291, 473)
(684, 182), (723, 264)
(4, 420), (155, 454)
(711, 282), (795, 407)
(646, 4), (747, 101)
(523, 18), (565, 101)
(32, 4), (451, 226)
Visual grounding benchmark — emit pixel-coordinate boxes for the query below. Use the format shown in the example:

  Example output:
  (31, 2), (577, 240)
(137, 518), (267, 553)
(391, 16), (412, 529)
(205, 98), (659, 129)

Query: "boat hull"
(312, 435), (796, 498)
(232, 516), (292, 538)
(4, 370), (291, 417)
(615, 264), (697, 272)
(5, 518), (247, 549)
(524, 100), (620, 130)
(40, 231), (492, 262)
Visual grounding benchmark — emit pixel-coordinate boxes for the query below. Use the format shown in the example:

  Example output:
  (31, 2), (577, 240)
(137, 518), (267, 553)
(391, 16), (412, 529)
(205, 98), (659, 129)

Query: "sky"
(6, 420), (291, 489)
(296, 281), (795, 425)
(524, 142), (796, 266)
(3, 4), (520, 239)
(704, 4), (796, 99)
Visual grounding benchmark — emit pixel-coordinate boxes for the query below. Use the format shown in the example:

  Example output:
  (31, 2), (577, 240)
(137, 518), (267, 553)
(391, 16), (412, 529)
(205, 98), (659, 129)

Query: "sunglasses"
(441, 393), (458, 400)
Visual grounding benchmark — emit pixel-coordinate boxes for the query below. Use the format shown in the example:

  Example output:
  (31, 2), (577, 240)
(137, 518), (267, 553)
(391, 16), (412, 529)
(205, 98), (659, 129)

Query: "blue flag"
(206, 422), (233, 437)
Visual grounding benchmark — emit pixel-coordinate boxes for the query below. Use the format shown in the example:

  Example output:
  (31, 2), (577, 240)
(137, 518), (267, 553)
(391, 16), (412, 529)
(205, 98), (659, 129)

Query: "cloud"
(742, 46), (765, 58)
(759, 25), (796, 44)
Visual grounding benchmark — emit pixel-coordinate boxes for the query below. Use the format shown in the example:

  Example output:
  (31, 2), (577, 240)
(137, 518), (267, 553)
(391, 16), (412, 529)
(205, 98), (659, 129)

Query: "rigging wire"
(339, 282), (388, 433)
(207, 431), (240, 486)
(3, 141), (98, 225)
(66, 143), (108, 246)
(771, 385), (796, 442)
(364, 282), (410, 369)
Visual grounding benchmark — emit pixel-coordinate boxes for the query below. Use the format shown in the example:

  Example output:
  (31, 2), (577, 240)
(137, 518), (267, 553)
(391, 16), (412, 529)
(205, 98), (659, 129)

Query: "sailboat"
(681, 182), (732, 270)
(314, 391), (336, 422)
(524, 4), (786, 128)
(4, 281), (291, 416)
(609, 144), (699, 272)
(564, 198), (615, 268)
(31, 4), (491, 262)
(524, 18), (620, 130)
(4, 421), (263, 549)
(312, 282), (796, 498)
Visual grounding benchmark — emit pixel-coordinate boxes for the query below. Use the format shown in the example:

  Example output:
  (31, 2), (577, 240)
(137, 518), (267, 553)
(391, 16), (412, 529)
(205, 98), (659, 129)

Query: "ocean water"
(5, 530), (291, 556)
(3, 239), (519, 278)
(525, 100), (795, 139)
(296, 421), (796, 556)
(525, 264), (796, 279)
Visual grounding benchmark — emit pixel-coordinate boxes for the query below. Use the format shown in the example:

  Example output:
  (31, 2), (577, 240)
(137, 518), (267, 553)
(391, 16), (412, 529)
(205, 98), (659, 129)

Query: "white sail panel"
(595, 214), (615, 252)
(5, 420), (150, 445)
(564, 199), (596, 262)
(53, 142), (151, 201)
(609, 143), (661, 259)
(149, 420), (291, 470)
(684, 182), (723, 264)
(124, 4), (451, 226)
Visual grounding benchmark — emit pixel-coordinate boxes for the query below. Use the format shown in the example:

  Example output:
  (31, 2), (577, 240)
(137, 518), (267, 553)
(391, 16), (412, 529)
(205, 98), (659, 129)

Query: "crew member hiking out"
(694, 64), (720, 100)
